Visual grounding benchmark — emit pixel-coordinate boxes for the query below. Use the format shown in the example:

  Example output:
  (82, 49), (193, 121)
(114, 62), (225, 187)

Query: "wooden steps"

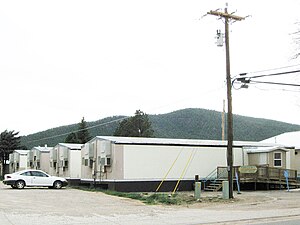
(204, 179), (224, 192)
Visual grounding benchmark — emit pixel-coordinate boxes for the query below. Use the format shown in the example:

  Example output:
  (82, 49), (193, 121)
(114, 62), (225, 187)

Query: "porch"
(204, 165), (300, 191)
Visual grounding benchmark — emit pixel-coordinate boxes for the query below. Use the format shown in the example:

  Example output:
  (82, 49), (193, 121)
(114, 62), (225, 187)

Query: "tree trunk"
(0, 160), (4, 179)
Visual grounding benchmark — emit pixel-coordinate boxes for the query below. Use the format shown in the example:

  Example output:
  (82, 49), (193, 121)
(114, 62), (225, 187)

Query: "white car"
(3, 169), (68, 189)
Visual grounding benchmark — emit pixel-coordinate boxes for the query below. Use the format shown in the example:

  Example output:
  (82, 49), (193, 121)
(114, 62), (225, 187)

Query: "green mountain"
(21, 108), (300, 149)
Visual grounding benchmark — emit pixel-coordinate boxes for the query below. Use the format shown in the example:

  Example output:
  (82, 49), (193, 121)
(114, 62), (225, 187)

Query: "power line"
(241, 69), (300, 80)
(242, 64), (300, 75)
(253, 85), (300, 93)
(26, 83), (228, 145)
(233, 69), (300, 90)
(250, 80), (300, 87)
(26, 116), (128, 144)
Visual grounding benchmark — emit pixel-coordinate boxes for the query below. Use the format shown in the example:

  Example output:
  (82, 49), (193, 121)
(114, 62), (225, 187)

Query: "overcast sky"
(0, 0), (299, 136)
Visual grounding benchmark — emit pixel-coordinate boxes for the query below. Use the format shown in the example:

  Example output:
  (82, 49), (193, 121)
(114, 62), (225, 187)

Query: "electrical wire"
(233, 69), (300, 91)
(245, 69), (300, 80)
(254, 86), (300, 93)
(250, 80), (300, 87)
(26, 83), (227, 145)
(243, 64), (300, 75)
(26, 68), (298, 145)
(26, 116), (129, 144)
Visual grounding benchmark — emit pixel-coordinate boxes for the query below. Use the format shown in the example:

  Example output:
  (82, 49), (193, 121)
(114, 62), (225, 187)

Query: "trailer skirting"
(78, 179), (196, 192)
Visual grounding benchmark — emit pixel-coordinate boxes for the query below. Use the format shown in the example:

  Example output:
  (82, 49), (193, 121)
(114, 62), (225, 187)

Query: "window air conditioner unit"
(89, 143), (95, 158)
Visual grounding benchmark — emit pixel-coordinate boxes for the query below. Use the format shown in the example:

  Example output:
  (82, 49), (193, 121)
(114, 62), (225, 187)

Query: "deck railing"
(217, 165), (298, 183)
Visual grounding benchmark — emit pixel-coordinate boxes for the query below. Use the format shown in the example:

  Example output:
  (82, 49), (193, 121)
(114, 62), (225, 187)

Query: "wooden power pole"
(222, 99), (225, 141)
(207, 4), (246, 199)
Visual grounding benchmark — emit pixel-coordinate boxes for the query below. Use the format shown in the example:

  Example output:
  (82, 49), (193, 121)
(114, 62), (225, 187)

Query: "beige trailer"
(9, 150), (29, 173)
(49, 143), (83, 179)
(27, 146), (51, 173)
(81, 136), (286, 191)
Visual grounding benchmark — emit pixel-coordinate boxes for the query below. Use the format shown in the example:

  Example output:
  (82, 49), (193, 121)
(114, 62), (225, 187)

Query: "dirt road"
(0, 182), (300, 225)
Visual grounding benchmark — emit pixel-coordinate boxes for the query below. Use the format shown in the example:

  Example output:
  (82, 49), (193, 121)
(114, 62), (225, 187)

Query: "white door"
(259, 153), (267, 165)
(19, 171), (34, 186)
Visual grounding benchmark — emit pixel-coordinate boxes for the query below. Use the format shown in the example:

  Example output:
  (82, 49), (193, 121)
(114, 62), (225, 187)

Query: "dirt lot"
(1, 182), (300, 225)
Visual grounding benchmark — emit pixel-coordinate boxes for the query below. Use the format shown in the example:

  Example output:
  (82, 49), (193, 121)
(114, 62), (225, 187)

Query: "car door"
(19, 171), (34, 186)
(31, 171), (53, 186)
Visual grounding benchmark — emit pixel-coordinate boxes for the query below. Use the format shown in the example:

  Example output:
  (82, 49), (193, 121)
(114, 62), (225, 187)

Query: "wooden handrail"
(217, 165), (298, 181)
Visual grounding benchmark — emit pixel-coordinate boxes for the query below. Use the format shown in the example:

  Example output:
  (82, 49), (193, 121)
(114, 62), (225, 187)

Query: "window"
(106, 157), (111, 166)
(31, 171), (48, 177)
(274, 152), (282, 167)
(21, 171), (32, 176)
(64, 160), (68, 168)
(89, 159), (93, 168)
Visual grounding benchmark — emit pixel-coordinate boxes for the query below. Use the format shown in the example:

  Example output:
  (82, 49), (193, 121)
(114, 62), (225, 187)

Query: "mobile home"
(9, 150), (29, 173)
(49, 143), (83, 179)
(81, 136), (284, 191)
(261, 131), (300, 176)
(27, 146), (51, 173)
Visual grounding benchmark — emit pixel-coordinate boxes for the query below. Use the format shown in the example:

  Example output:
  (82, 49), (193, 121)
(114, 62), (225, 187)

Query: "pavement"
(1, 182), (300, 225)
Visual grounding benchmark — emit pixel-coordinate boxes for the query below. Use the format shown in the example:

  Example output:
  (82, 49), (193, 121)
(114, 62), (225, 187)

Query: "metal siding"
(103, 144), (124, 180)
(69, 150), (81, 178)
(40, 152), (50, 173)
(123, 145), (243, 180)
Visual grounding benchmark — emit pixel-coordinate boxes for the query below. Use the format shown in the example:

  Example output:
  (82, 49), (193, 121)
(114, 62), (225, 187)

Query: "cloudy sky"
(0, 0), (299, 135)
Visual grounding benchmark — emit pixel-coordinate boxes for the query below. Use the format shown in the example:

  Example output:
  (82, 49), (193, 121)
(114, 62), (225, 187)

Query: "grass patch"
(71, 186), (232, 205)
(104, 190), (181, 205)
(71, 186), (183, 205)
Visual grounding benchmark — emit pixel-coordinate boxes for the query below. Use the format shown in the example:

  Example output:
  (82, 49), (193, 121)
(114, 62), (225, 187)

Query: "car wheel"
(15, 180), (25, 189)
(53, 181), (63, 189)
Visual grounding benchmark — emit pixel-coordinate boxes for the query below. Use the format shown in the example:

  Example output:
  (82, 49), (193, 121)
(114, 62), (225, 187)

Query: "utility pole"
(207, 4), (246, 199)
(221, 99), (225, 141)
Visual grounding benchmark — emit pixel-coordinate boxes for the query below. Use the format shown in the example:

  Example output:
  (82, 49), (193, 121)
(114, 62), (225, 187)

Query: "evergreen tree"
(64, 132), (78, 143)
(64, 117), (92, 144)
(76, 117), (92, 144)
(0, 130), (21, 177)
(114, 110), (154, 137)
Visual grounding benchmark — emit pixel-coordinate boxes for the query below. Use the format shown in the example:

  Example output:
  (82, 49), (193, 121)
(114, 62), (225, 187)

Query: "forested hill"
(21, 108), (300, 149)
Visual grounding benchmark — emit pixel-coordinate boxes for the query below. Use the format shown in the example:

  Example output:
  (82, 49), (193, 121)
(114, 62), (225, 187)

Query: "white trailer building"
(9, 150), (29, 173)
(81, 136), (285, 192)
(27, 146), (51, 173)
(49, 143), (83, 179)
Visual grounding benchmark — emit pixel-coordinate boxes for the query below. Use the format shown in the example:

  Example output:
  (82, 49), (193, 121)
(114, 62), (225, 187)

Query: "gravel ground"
(1, 182), (300, 225)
